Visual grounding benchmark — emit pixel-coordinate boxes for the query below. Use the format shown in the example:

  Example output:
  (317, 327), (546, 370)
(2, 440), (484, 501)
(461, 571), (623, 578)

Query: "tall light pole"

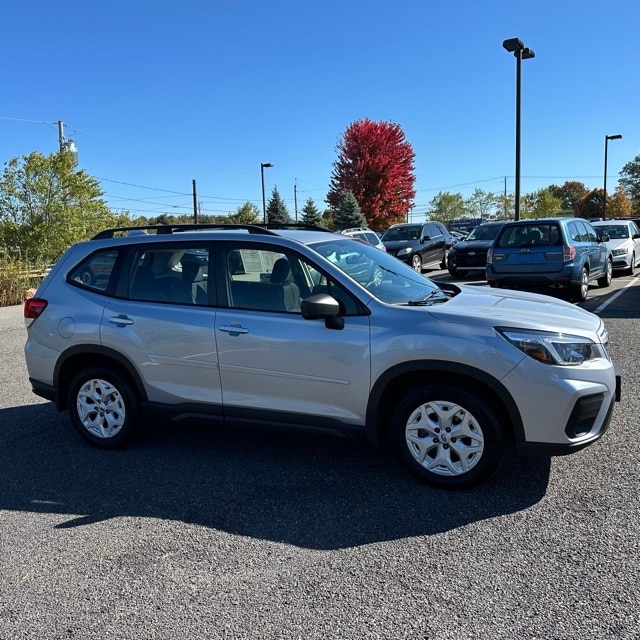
(261, 162), (273, 223)
(502, 38), (535, 221)
(603, 134), (622, 220)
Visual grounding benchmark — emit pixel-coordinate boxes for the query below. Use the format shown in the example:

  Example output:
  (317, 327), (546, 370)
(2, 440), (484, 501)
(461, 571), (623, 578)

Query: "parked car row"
(338, 217), (639, 302)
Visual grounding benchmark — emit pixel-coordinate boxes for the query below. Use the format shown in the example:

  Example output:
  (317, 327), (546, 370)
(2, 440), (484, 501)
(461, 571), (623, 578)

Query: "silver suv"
(24, 224), (620, 488)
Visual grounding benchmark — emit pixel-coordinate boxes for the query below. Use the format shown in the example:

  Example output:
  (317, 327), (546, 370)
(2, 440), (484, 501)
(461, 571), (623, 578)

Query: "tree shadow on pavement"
(0, 402), (551, 550)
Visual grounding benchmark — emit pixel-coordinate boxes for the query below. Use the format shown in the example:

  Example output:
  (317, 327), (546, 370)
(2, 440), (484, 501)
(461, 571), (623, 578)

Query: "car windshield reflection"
(312, 239), (441, 305)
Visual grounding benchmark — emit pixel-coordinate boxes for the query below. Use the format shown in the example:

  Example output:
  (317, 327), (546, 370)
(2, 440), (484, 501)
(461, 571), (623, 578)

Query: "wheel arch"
(53, 345), (148, 411)
(366, 360), (524, 450)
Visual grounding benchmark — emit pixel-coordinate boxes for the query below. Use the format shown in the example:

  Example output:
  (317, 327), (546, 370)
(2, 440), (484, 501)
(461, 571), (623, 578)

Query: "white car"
(592, 220), (640, 275)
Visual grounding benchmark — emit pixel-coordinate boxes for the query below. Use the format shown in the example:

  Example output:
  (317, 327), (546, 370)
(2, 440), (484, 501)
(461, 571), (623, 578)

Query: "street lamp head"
(261, 162), (274, 169)
(606, 134), (622, 141)
(503, 38), (524, 53)
(522, 47), (535, 60)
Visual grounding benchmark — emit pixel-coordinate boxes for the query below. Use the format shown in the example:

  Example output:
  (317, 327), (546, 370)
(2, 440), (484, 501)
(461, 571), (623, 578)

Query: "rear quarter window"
(68, 250), (119, 291)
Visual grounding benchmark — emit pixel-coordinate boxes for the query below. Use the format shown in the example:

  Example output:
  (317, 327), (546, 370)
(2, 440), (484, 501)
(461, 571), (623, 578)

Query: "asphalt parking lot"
(1, 274), (639, 640)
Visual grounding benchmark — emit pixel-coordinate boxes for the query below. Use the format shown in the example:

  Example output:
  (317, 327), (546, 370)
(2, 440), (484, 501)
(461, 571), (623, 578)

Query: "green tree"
(300, 197), (323, 226)
(0, 151), (116, 264)
(327, 118), (416, 231)
(495, 193), (515, 220)
(266, 186), (292, 224)
(465, 188), (498, 222)
(333, 190), (367, 230)
(548, 181), (588, 213)
(520, 188), (562, 219)
(619, 154), (640, 214)
(427, 192), (466, 226)
(227, 202), (260, 224)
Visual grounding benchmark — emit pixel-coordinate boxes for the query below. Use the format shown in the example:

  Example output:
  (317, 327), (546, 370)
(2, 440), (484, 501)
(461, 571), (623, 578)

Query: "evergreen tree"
(266, 186), (292, 224)
(333, 190), (367, 229)
(300, 198), (323, 226)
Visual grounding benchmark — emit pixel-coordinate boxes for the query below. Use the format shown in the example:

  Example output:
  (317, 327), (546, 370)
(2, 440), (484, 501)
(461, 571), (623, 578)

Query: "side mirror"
(301, 294), (344, 330)
(633, 233), (640, 240)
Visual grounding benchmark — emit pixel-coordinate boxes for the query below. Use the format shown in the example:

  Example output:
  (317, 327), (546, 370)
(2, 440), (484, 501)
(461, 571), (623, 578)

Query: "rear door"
(580, 220), (607, 277)
(420, 223), (443, 266)
(99, 242), (222, 409)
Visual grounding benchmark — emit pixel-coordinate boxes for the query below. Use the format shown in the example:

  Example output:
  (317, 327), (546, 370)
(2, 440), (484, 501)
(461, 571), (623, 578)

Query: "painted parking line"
(593, 275), (639, 315)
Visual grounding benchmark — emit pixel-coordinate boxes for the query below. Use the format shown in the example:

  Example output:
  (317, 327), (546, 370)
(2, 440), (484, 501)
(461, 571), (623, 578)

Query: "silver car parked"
(592, 219), (640, 275)
(24, 223), (620, 488)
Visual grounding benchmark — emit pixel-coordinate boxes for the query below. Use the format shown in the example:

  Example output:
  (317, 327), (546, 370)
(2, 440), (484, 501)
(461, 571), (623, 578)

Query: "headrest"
(270, 258), (290, 283)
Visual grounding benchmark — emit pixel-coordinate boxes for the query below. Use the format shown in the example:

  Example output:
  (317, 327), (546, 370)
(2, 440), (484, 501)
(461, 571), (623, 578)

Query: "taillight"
(563, 245), (576, 261)
(486, 248), (493, 264)
(24, 297), (48, 321)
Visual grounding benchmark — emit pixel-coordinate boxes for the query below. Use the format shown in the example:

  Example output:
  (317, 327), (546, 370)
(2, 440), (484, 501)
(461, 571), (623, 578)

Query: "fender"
(365, 359), (524, 447)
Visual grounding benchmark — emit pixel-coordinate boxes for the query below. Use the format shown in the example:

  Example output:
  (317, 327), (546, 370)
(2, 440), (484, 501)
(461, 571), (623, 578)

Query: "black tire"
(597, 259), (612, 288)
(390, 384), (505, 489)
(448, 267), (465, 279)
(569, 267), (589, 302)
(628, 254), (636, 276)
(68, 366), (139, 448)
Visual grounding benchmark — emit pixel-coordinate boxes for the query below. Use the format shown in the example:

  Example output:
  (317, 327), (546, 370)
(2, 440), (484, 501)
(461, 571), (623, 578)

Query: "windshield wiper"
(407, 289), (449, 306)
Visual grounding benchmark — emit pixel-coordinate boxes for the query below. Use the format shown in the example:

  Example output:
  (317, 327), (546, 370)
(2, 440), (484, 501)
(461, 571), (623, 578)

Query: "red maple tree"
(327, 119), (416, 231)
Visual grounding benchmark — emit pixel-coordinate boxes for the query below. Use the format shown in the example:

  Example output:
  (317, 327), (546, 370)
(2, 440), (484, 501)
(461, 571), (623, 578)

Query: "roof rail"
(91, 223), (279, 240)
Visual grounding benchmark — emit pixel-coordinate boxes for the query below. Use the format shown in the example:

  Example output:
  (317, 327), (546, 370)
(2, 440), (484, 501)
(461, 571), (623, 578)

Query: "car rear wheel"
(411, 254), (422, 272)
(68, 367), (138, 448)
(628, 254), (636, 276)
(597, 259), (613, 288)
(570, 267), (589, 302)
(391, 384), (505, 488)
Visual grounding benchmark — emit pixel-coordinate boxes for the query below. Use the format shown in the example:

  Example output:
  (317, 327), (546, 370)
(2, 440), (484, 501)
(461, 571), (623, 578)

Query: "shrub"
(0, 257), (39, 307)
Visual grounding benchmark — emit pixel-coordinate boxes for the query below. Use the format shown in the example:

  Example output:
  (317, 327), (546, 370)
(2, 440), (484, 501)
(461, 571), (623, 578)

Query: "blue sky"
(2, 0), (638, 222)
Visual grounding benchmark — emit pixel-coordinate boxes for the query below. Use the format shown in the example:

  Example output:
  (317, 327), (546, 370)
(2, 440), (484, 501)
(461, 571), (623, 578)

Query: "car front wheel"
(597, 259), (612, 288)
(68, 367), (139, 448)
(391, 384), (505, 488)
(411, 254), (422, 272)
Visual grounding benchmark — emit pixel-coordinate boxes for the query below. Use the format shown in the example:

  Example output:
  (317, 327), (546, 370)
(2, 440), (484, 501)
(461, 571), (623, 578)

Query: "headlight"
(496, 328), (604, 366)
(397, 247), (413, 256)
(612, 248), (628, 256)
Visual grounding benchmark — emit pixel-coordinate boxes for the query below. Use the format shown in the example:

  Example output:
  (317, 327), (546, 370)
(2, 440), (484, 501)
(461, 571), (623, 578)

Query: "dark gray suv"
(381, 222), (451, 271)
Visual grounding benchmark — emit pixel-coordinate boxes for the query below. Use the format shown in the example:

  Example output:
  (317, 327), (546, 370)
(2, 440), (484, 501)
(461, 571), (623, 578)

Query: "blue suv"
(486, 217), (613, 301)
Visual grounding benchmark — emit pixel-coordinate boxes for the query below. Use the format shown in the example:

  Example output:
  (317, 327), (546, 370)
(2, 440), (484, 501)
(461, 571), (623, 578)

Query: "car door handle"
(219, 324), (249, 335)
(109, 314), (134, 326)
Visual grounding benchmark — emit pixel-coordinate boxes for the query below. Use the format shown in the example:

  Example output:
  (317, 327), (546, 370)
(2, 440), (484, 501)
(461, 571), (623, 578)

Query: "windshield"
(381, 225), (421, 241)
(594, 224), (629, 240)
(467, 225), (502, 241)
(310, 239), (441, 305)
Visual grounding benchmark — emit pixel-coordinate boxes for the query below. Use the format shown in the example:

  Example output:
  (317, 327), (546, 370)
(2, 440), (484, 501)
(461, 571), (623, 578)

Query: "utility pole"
(504, 177), (508, 219)
(294, 179), (298, 221)
(57, 120), (78, 164)
(192, 179), (198, 224)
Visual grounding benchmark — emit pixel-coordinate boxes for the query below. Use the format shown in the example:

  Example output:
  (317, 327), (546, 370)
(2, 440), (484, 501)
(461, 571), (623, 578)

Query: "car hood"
(450, 239), (494, 251)
(605, 239), (631, 250)
(426, 285), (602, 336)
